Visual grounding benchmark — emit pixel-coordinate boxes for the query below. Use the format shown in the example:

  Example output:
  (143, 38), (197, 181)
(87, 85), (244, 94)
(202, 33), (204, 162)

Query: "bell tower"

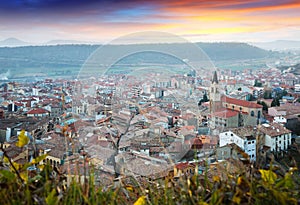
(210, 71), (222, 112)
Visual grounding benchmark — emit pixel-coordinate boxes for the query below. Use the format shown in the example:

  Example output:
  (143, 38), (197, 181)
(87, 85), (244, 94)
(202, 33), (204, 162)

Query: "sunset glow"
(0, 0), (299, 43)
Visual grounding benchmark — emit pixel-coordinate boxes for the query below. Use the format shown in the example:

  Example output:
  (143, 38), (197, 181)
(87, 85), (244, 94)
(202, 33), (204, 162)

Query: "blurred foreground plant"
(0, 131), (299, 204)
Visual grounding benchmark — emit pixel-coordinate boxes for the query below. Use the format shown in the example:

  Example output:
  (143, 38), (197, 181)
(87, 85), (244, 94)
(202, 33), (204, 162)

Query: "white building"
(258, 123), (292, 153)
(295, 84), (300, 93)
(27, 108), (50, 117)
(219, 127), (256, 161)
(273, 116), (287, 124)
(32, 87), (41, 96)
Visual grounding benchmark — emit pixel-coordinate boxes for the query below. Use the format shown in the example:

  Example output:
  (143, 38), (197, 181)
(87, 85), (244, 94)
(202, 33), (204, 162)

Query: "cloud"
(0, 0), (299, 42)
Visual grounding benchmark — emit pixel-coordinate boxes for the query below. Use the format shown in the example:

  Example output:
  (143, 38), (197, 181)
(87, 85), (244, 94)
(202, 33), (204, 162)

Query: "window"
(251, 111), (255, 117)
(258, 111), (261, 119)
(240, 107), (242, 111)
(232, 105), (235, 110)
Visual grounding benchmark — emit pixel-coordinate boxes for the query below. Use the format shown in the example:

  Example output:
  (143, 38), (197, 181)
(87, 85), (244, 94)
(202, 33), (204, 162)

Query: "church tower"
(210, 71), (222, 112)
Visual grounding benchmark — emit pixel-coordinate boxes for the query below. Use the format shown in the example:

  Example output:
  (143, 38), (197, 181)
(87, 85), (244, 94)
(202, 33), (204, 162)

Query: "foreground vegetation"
(0, 131), (299, 204)
(0, 160), (299, 205)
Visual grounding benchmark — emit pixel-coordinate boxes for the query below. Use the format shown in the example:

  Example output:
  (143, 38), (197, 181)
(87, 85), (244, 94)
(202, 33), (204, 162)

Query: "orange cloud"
(144, 0), (300, 41)
(1, 0), (299, 42)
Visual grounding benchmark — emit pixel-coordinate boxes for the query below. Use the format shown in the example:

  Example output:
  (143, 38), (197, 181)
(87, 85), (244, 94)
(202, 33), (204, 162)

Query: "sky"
(0, 0), (299, 43)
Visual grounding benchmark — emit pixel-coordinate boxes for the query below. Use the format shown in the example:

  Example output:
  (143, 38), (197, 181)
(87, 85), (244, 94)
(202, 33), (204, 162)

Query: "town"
(0, 65), (299, 189)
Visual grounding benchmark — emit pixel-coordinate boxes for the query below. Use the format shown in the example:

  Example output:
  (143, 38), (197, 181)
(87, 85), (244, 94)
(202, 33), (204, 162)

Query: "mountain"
(251, 40), (300, 51)
(0, 43), (275, 78)
(196, 42), (271, 60)
(44, 39), (98, 46)
(277, 63), (300, 76)
(0, 38), (30, 47)
(0, 38), (98, 47)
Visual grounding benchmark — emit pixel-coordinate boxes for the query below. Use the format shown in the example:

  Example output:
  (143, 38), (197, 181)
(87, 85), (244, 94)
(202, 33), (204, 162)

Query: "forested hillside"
(0, 43), (275, 76)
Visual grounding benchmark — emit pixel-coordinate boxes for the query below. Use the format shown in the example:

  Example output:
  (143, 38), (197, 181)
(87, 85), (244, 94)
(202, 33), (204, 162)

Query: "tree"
(257, 101), (268, 111)
(276, 89), (288, 99)
(254, 79), (262, 87)
(271, 98), (280, 107)
(202, 93), (208, 102)
(198, 93), (209, 105)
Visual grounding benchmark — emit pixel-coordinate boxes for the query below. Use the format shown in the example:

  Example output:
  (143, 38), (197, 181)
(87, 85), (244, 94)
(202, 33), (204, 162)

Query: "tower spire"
(212, 71), (218, 84)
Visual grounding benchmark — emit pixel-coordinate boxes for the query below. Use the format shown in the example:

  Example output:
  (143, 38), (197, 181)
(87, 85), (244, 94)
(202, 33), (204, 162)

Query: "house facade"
(219, 127), (256, 161)
(27, 108), (50, 117)
(258, 123), (292, 153)
(210, 109), (239, 128)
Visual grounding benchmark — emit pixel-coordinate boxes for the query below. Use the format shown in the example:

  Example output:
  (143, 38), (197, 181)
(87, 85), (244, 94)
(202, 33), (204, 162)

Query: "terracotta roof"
(214, 109), (239, 118)
(175, 162), (189, 170)
(259, 123), (292, 137)
(180, 125), (195, 131)
(149, 147), (164, 152)
(231, 127), (256, 140)
(190, 137), (203, 145)
(27, 108), (49, 114)
(222, 96), (263, 109)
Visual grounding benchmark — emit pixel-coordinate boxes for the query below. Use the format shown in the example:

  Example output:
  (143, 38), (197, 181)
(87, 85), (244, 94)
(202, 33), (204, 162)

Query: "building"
(268, 104), (300, 135)
(0, 117), (49, 142)
(268, 104), (300, 119)
(0, 109), (4, 119)
(210, 109), (239, 128)
(209, 71), (222, 112)
(216, 143), (249, 161)
(253, 87), (264, 99)
(219, 127), (256, 161)
(209, 71), (263, 129)
(258, 123), (292, 153)
(27, 108), (50, 117)
(294, 84), (300, 93)
(173, 162), (196, 178)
